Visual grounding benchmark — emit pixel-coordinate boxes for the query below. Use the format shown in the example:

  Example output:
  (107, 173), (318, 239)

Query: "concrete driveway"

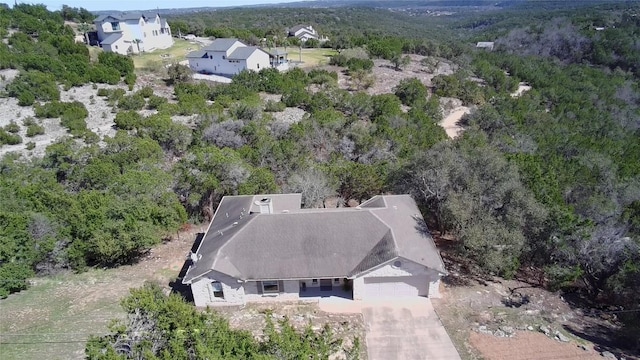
(362, 298), (461, 360)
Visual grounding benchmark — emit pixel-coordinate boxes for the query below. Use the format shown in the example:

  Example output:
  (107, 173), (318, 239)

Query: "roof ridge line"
(212, 214), (260, 274)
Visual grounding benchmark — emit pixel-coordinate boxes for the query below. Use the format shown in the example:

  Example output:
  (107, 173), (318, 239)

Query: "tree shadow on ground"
(168, 232), (204, 303)
(561, 291), (640, 359)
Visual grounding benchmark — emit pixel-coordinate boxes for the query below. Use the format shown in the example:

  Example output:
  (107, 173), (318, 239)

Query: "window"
(312, 279), (318, 284)
(262, 280), (279, 293)
(334, 278), (340, 283)
(110, 21), (120, 31)
(211, 281), (224, 298)
(257, 63), (260, 69)
(209, 55), (212, 59)
(115, 45), (118, 50)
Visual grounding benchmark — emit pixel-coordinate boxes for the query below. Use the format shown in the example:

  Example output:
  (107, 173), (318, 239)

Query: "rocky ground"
(432, 236), (638, 360)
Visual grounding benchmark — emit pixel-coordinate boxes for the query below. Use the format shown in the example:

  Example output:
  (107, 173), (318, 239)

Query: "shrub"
(96, 88), (109, 97)
(7, 71), (60, 105)
(264, 99), (286, 112)
(167, 63), (192, 84)
(88, 64), (121, 85)
(138, 86), (154, 98)
(229, 102), (261, 121)
(347, 58), (374, 73)
(117, 94), (146, 111)
(124, 73), (136, 89)
(147, 95), (167, 110)
(5, 121), (20, 133)
(26, 124), (45, 137)
(17, 92), (35, 106)
(0, 128), (22, 145)
(98, 51), (134, 77)
(114, 111), (143, 130)
(22, 117), (36, 126)
(25, 141), (35, 150)
(282, 86), (310, 107)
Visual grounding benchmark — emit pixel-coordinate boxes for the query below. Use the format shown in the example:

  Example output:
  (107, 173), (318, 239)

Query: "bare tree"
(286, 167), (336, 208)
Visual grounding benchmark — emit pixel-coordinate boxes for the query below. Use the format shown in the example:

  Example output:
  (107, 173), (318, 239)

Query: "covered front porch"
(298, 278), (352, 300)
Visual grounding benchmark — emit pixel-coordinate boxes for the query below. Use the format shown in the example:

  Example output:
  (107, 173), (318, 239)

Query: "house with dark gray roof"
(182, 194), (447, 306)
(94, 12), (173, 55)
(186, 38), (274, 76)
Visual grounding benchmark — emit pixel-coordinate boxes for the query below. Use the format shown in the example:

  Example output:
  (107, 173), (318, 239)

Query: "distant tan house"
(181, 194), (447, 307)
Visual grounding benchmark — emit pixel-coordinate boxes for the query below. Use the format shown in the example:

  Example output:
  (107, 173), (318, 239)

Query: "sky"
(35, 0), (307, 11)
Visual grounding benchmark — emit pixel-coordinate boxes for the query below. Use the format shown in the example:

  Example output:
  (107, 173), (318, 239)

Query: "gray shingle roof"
(95, 13), (164, 23)
(228, 46), (265, 60)
(289, 25), (309, 34)
(100, 32), (122, 45)
(186, 50), (207, 59)
(203, 38), (243, 52)
(183, 194), (446, 284)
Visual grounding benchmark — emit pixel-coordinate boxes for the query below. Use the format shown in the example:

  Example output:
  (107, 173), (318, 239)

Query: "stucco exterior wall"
(103, 37), (129, 56)
(191, 271), (246, 307)
(245, 51), (270, 72)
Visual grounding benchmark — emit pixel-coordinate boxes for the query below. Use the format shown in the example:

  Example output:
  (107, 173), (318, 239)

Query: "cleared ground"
(133, 39), (202, 69)
(271, 47), (337, 68)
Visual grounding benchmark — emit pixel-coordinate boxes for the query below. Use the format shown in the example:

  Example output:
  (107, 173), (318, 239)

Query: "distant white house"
(287, 24), (328, 42)
(94, 13), (173, 55)
(186, 38), (272, 77)
(476, 41), (495, 51)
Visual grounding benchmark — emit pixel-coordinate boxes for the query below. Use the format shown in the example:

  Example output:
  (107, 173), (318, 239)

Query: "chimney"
(255, 197), (273, 214)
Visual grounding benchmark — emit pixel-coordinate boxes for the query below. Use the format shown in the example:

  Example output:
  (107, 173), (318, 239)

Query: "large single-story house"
(94, 13), (173, 55)
(187, 38), (271, 77)
(182, 194), (447, 307)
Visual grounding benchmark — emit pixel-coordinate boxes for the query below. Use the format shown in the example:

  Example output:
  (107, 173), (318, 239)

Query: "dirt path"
(440, 107), (470, 139)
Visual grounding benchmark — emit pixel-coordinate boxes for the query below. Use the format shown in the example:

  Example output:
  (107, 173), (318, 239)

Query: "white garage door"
(363, 276), (429, 299)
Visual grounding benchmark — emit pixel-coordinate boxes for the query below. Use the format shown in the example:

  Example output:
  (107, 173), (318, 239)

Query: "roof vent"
(189, 252), (198, 263)
(282, 210), (289, 213)
(255, 197), (273, 214)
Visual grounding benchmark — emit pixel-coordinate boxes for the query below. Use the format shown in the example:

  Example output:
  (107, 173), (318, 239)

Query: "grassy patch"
(0, 263), (183, 359)
(133, 39), (201, 70)
(271, 47), (337, 68)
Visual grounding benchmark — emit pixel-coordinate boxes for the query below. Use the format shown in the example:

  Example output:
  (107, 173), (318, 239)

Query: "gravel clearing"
(0, 83), (127, 158)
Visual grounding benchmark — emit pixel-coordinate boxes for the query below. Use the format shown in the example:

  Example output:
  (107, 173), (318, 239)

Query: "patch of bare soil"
(469, 331), (603, 360)
(325, 55), (455, 96)
(431, 238), (638, 360)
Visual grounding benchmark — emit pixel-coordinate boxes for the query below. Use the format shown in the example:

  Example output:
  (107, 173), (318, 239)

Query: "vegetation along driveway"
(362, 298), (462, 360)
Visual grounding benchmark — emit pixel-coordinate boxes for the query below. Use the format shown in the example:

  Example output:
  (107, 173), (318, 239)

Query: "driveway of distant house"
(362, 298), (462, 360)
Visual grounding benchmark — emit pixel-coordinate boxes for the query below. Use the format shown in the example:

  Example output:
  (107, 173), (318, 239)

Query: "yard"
(269, 47), (337, 68)
(0, 227), (200, 360)
(132, 39), (202, 69)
